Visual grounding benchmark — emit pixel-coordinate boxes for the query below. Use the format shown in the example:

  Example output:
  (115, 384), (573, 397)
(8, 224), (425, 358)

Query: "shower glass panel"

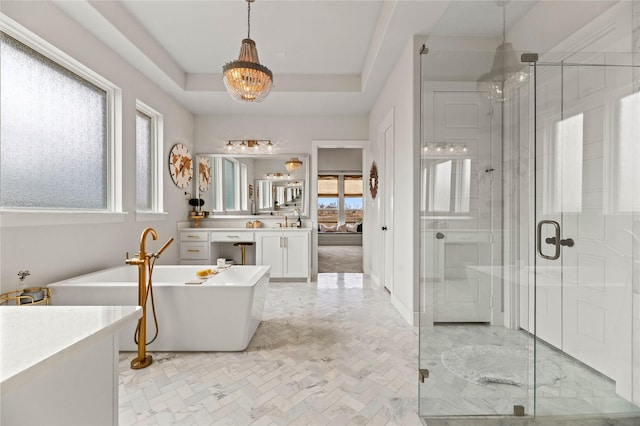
(420, 2), (640, 422)
(419, 47), (534, 418)
(419, 49), (640, 422)
(531, 53), (640, 418)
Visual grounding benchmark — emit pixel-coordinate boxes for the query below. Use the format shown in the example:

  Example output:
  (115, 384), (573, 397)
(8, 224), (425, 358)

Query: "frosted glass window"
(0, 33), (108, 209)
(258, 180), (272, 210)
(223, 158), (236, 210)
(136, 111), (152, 212)
(211, 158), (220, 211)
(455, 159), (471, 213)
(430, 160), (452, 212)
(240, 163), (248, 211)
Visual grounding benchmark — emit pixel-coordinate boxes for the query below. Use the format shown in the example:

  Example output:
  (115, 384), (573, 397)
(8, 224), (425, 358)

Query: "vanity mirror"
(195, 153), (309, 217)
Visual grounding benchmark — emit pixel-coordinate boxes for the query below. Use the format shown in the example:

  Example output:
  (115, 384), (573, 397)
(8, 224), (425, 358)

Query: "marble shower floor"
(118, 273), (420, 425)
(419, 324), (640, 419)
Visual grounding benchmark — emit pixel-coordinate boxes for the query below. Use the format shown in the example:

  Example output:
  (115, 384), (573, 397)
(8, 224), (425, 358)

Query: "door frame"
(379, 109), (395, 292)
(421, 82), (504, 325)
(311, 140), (367, 278)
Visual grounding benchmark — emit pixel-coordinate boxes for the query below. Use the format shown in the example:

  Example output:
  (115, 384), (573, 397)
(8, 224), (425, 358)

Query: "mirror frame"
(194, 153), (310, 218)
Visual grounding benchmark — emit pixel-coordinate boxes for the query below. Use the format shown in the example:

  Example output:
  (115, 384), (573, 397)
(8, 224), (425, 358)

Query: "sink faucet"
(125, 227), (173, 370)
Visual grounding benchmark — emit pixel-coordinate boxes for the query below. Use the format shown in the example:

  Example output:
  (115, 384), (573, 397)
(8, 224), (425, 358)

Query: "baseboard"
(370, 272), (380, 288)
(391, 293), (414, 326)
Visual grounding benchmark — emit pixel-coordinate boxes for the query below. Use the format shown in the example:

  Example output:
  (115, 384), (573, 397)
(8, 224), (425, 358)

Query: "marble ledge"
(1, 305), (141, 394)
(177, 221), (313, 231)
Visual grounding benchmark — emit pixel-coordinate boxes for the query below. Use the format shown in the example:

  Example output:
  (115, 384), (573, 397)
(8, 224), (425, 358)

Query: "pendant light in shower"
(223, 0), (273, 102)
(477, 1), (527, 102)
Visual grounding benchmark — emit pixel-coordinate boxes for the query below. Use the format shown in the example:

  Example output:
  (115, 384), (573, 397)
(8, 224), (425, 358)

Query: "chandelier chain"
(222, 0), (272, 102)
(247, 0), (251, 39)
(502, 3), (505, 43)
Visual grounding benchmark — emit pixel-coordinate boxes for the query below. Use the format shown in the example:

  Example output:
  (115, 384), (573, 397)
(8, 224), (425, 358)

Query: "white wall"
(367, 35), (424, 325)
(194, 115), (368, 155)
(0, 1), (195, 293)
(318, 148), (363, 172)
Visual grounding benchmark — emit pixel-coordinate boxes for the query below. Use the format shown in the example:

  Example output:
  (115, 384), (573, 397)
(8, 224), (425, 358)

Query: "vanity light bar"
(422, 143), (468, 157)
(266, 172), (292, 180)
(225, 139), (277, 154)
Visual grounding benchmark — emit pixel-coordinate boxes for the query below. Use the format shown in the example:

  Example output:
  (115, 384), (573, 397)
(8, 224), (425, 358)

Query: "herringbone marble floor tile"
(118, 273), (420, 425)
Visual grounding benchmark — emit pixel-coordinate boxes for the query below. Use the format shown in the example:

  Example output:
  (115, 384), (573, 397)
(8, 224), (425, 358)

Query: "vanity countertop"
(180, 226), (313, 232)
(0, 305), (141, 394)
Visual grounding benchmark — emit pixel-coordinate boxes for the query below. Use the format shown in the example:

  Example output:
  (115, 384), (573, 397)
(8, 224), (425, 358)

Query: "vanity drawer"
(210, 231), (255, 242)
(179, 242), (209, 260)
(179, 231), (209, 242)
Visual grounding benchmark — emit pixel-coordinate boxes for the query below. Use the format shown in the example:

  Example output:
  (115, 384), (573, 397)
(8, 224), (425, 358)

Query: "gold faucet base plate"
(130, 355), (153, 370)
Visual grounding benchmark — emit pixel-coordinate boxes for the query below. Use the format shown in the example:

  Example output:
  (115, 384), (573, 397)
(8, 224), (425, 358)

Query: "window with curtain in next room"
(317, 174), (363, 226)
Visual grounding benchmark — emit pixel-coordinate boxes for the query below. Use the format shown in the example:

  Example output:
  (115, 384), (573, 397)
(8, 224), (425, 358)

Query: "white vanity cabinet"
(177, 225), (311, 279)
(256, 230), (310, 281)
(178, 230), (210, 264)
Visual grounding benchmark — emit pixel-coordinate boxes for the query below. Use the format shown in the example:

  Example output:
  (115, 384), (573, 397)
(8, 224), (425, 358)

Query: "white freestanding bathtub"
(47, 265), (270, 351)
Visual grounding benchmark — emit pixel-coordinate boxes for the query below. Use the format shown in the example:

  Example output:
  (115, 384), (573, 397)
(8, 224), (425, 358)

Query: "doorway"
(312, 141), (366, 276)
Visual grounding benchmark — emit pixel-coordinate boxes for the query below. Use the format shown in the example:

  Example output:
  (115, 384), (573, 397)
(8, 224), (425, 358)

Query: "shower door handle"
(537, 220), (561, 260)
(560, 238), (574, 247)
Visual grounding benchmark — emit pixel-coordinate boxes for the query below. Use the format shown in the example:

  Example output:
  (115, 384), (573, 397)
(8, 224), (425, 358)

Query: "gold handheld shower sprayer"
(125, 227), (173, 369)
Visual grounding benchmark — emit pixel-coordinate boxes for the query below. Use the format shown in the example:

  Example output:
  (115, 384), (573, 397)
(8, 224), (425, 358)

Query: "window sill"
(136, 212), (168, 222)
(0, 210), (128, 227)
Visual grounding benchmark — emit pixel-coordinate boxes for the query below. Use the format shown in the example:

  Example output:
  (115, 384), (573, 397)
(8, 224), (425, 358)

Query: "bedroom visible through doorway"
(317, 147), (363, 273)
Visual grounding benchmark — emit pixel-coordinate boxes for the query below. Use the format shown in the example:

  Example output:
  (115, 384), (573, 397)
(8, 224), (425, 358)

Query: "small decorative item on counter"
(252, 220), (262, 228)
(196, 268), (217, 278)
(188, 208), (205, 228)
(188, 198), (205, 210)
(246, 221), (253, 228)
(0, 287), (51, 305)
(217, 258), (226, 268)
(0, 271), (51, 305)
(295, 207), (302, 228)
(20, 287), (46, 304)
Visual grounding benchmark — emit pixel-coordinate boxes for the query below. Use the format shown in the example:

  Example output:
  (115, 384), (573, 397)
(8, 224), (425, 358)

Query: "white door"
(257, 233), (283, 278)
(379, 111), (394, 292)
(424, 88), (497, 322)
(283, 233), (309, 279)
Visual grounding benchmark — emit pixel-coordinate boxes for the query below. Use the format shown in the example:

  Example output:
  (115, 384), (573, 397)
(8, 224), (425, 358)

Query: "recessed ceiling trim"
(361, 0), (397, 92)
(187, 73), (361, 93)
(52, 0), (186, 89)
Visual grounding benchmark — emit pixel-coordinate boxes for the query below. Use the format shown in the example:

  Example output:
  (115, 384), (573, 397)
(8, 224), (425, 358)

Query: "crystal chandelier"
(222, 0), (273, 103)
(477, 1), (527, 102)
(224, 140), (276, 154)
(284, 157), (302, 172)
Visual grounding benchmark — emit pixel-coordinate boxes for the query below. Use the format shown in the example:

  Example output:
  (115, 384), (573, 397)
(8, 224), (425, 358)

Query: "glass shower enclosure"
(419, 25), (640, 424)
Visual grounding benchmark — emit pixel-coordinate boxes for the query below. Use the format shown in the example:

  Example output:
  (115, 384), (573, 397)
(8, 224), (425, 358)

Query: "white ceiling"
(52, 0), (540, 116)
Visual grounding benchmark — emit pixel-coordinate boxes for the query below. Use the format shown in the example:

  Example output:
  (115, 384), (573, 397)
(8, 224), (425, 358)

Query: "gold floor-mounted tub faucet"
(125, 227), (173, 369)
